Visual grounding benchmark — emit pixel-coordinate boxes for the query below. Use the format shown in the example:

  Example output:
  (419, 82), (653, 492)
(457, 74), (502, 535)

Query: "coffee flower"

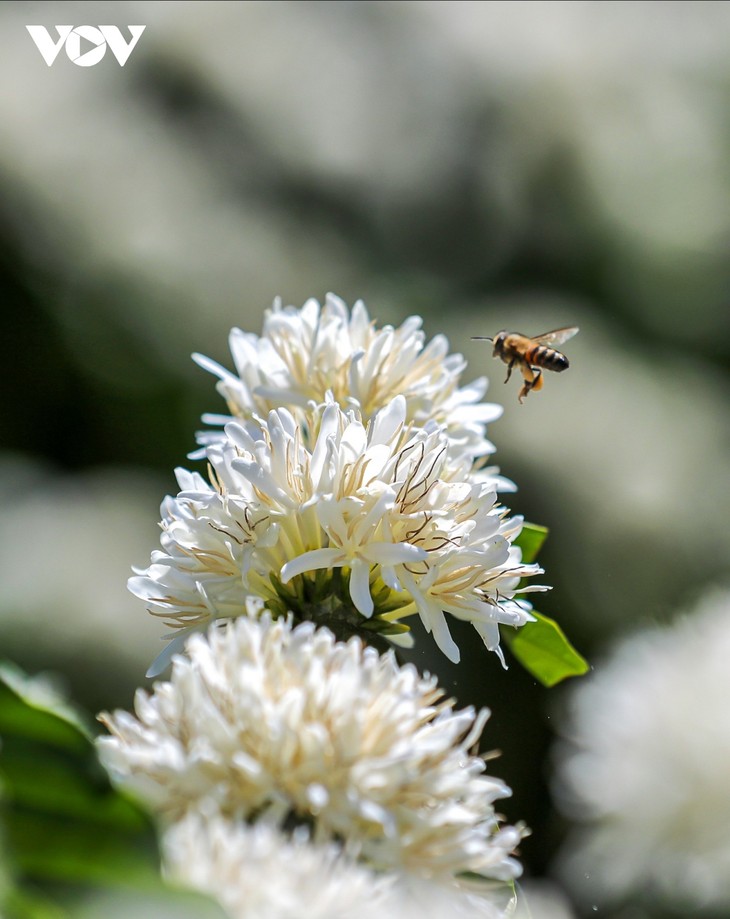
(163, 812), (395, 919)
(554, 590), (730, 909)
(98, 615), (525, 884)
(192, 293), (504, 468)
(131, 396), (544, 676)
(163, 811), (516, 919)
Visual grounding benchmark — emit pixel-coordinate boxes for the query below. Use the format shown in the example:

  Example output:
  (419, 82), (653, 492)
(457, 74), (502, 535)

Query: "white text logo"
(26, 26), (145, 67)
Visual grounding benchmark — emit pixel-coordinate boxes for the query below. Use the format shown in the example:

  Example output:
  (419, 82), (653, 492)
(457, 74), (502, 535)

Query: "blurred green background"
(2, 2), (730, 916)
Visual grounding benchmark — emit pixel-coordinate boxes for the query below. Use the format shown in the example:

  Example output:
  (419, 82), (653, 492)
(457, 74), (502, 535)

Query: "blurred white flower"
(193, 294), (504, 466)
(98, 615), (525, 884)
(130, 396), (543, 675)
(163, 812), (393, 919)
(163, 811), (516, 919)
(554, 589), (730, 909)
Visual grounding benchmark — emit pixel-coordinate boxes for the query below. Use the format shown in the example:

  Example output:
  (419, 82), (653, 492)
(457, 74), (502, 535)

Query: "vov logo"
(26, 25), (145, 67)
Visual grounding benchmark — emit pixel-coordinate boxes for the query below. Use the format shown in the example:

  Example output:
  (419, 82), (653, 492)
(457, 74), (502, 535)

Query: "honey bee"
(472, 327), (579, 403)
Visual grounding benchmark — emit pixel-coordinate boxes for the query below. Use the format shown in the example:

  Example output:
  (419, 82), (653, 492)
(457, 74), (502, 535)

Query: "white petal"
(428, 609), (461, 664)
(145, 628), (197, 679)
(362, 542), (426, 565)
(281, 548), (343, 583)
(369, 396), (406, 445)
(349, 559), (374, 617)
(191, 352), (238, 384)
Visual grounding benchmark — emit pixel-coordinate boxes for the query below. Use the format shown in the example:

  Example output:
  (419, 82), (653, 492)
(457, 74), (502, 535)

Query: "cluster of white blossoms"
(163, 812), (517, 919)
(102, 296), (549, 917)
(132, 296), (546, 676)
(99, 616), (523, 880)
(99, 615), (525, 916)
(554, 589), (730, 911)
(192, 293), (504, 465)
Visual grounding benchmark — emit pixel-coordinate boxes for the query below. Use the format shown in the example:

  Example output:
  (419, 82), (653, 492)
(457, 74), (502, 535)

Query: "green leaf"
(0, 665), (230, 917)
(506, 525), (589, 686)
(502, 611), (590, 687)
(0, 664), (92, 753)
(3, 810), (158, 887)
(2, 744), (148, 829)
(513, 522), (548, 564)
(0, 663), (159, 890)
(1, 886), (69, 919)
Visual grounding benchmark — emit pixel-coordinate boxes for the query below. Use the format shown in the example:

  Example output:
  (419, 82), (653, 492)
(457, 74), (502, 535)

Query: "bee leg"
(504, 360), (516, 383)
(518, 366), (541, 404)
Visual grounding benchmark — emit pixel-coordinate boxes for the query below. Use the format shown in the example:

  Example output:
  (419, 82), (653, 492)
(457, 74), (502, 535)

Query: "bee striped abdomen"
(526, 345), (569, 372)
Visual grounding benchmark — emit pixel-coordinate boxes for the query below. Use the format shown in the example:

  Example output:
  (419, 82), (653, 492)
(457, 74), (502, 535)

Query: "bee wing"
(531, 326), (579, 347)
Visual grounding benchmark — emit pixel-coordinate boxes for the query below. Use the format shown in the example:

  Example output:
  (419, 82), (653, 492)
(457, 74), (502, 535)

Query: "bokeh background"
(2, 2), (730, 917)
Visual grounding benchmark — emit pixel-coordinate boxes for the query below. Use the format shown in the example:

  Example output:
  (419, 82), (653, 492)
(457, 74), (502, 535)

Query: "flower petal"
(281, 548), (344, 583)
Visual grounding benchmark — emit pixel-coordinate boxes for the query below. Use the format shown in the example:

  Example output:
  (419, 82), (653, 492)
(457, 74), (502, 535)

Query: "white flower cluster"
(163, 813), (517, 919)
(99, 616), (524, 882)
(99, 299), (545, 917)
(99, 616), (525, 916)
(132, 297), (546, 676)
(162, 813), (395, 919)
(192, 293), (503, 464)
(554, 589), (730, 910)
